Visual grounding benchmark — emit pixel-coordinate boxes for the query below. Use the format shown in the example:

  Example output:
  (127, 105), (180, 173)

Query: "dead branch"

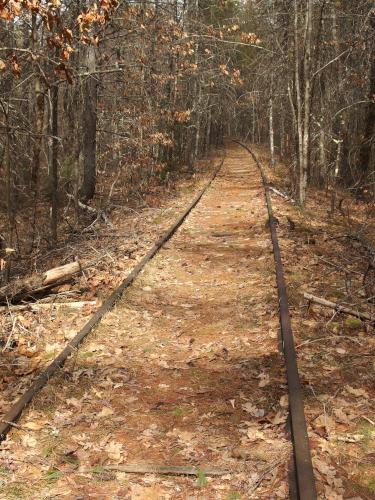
(269, 186), (296, 204)
(304, 292), (374, 323)
(0, 300), (96, 313)
(66, 194), (113, 230)
(317, 256), (362, 276)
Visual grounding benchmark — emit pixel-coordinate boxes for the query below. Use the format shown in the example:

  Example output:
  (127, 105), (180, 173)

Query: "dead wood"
(304, 292), (374, 323)
(0, 261), (81, 304)
(0, 300), (95, 313)
(82, 464), (230, 476)
(317, 256), (362, 276)
(269, 186), (296, 204)
(67, 193), (112, 230)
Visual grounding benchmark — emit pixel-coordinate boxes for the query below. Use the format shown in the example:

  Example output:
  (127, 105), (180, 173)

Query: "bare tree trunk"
(294, 0), (304, 201)
(358, 10), (375, 180)
(49, 83), (59, 244)
(330, 139), (342, 214)
(279, 106), (285, 160)
(31, 12), (44, 189)
(269, 75), (275, 167)
(300, 0), (313, 205)
(319, 125), (326, 185)
(205, 106), (211, 156)
(191, 0), (202, 168)
(194, 83), (202, 162)
(80, 45), (97, 201)
(252, 98), (256, 143)
(294, 0), (313, 205)
(3, 105), (13, 284)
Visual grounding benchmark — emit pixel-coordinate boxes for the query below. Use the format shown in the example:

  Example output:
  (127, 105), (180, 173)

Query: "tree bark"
(294, 0), (304, 201)
(80, 45), (98, 201)
(269, 81), (275, 167)
(358, 10), (375, 180)
(294, 0), (313, 205)
(0, 261), (81, 304)
(300, 0), (313, 205)
(49, 83), (59, 245)
(31, 12), (44, 189)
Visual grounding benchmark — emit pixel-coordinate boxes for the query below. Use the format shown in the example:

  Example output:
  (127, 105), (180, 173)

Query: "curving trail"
(1, 145), (291, 499)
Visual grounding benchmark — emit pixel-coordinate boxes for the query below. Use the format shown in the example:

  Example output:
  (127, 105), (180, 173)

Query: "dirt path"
(0, 145), (290, 499)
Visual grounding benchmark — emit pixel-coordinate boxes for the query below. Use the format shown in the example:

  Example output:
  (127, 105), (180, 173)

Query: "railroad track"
(235, 141), (317, 500)
(0, 158), (224, 444)
(0, 146), (316, 499)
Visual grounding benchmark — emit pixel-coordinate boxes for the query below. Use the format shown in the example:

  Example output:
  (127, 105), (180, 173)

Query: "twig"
(2, 297), (17, 352)
(362, 416), (375, 426)
(0, 420), (29, 432)
(317, 256), (362, 276)
(107, 169), (121, 205)
(248, 460), (283, 498)
(296, 334), (363, 349)
(326, 309), (338, 327)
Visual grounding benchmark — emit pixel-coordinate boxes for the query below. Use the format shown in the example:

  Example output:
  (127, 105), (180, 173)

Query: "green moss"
(41, 444), (54, 458)
(288, 272), (304, 283)
(328, 289), (346, 300)
(2, 482), (31, 499)
(327, 322), (340, 333)
(0, 467), (9, 477)
(227, 493), (241, 500)
(171, 407), (192, 417)
(172, 407), (183, 417)
(287, 288), (301, 307)
(43, 469), (63, 482)
(345, 317), (362, 331)
(368, 479), (375, 493)
(356, 423), (375, 448)
(196, 469), (208, 487)
(153, 213), (166, 225)
(171, 447), (183, 456)
(81, 351), (94, 358)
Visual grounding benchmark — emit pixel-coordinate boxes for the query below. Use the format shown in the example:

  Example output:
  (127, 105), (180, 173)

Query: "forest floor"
(0, 143), (374, 499)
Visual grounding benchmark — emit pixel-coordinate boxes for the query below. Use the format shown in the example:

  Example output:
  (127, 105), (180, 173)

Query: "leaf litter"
(1, 146), (294, 498)
(261, 145), (375, 499)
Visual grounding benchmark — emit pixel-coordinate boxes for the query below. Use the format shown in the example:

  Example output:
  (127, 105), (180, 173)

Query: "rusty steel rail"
(234, 141), (317, 500)
(0, 157), (225, 443)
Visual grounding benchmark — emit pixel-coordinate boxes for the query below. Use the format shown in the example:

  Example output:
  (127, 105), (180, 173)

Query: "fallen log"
(0, 261), (81, 304)
(0, 300), (95, 313)
(304, 292), (375, 323)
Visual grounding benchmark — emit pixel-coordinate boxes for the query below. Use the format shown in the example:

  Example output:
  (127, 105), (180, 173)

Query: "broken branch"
(304, 292), (374, 323)
(268, 186), (296, 204)
(0, 300), (96, 313)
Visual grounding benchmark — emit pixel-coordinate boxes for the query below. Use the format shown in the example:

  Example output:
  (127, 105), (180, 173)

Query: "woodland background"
(0, 0), (374, 284)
